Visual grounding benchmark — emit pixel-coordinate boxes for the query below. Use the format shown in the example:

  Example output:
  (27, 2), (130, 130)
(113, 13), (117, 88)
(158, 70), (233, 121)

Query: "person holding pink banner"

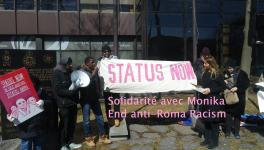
(97, 45), (121, 127)
(192, 47), (211, 137)
(199, 55), (225, 149)
(6, 75), (48, 150)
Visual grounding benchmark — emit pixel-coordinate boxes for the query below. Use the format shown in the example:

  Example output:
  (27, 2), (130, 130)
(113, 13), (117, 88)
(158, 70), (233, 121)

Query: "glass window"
(0, 0), (14, 10)
(100, 0), (113, 13)
(60, 51), (90, 68)
(61, 37), (90, 50)
(80, 0), (98, 12)
(16, 36), (36, 50)
(90, 51), (102, 60)
(91, 41), (112, 51)
(0, 36), (36, 50)
(196, 0), (219, 13)
(120, 4), (134, 12)
(158, 0), (183, 13)
(195, 28), (217, 40)
(136, 50), (143, 59)
(119, 51), (134, 59)
(102, 41), (113, 49)
(256, 14), (264, 40)
(257, 1), (264, 13)
(16, 0), (35, 10)
(38, 0), (57, 10)
(159, 14), (183, 27)
(119, 42), (133, 50)
(44, 37), (60, 50)
(161, 27), (184, 37)
(60, 0), (77, 11)
(137, 42), (142, 51)
(223, 14), (244, 24)
(197, 14), (220, 28)
(0, 36), (13, 49)
(223, 1), (245, 14)
(120, 0), (134, 12)
(90, 41), (102, 51)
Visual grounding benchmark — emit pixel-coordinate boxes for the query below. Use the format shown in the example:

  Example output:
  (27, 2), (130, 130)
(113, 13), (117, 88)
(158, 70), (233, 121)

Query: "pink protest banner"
(99, 59), (197, 93)
(0, 67), (43, 125)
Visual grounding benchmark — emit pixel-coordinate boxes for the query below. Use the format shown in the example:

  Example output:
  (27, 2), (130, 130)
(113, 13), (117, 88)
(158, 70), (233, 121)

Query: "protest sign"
(99, 59), (197, 93)
(0, 50), (56, 140)
(0, 67), (43, 125)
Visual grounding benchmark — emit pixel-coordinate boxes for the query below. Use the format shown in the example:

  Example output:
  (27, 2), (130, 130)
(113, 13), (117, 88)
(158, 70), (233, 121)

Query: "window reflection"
(16, 0), (34, 10)
(80, 0), (98, 12)
(60, 0), (77, 11)
(100, 0), (113, 13)
(1, 0), (14, 10)
(38, 0), (57, 10)
(0, 0), (135, 12)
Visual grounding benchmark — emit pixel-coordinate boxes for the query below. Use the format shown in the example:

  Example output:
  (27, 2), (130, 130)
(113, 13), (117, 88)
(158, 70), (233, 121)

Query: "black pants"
(193, 92), (201, 111)
(225, 113), (241, 136)
(58, 105), (77, 147)
(204, 121), (219, 147)
(103, 92), (120, 120)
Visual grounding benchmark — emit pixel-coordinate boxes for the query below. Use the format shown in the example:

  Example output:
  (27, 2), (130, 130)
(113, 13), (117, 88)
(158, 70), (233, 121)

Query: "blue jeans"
(82, 100), (105, 137)
(20, 137), (42, 150)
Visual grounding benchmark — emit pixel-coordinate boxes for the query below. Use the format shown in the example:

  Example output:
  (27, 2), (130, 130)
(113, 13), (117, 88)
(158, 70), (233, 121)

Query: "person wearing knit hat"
(97, 45), (120, 127)
(100, 45), (118, 60)
(102, 45), (111, 52)
(54, 57), (73, 74)
(52, 57), (82, 150)
(59, 57), (72, 66)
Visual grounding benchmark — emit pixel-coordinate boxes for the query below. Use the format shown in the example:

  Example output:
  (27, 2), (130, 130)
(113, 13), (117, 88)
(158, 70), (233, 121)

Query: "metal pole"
(192, 0), (197, 62)
(142, 0), (148, 59)
(113, 0), (119, 56)
(183, 0), (187, 60)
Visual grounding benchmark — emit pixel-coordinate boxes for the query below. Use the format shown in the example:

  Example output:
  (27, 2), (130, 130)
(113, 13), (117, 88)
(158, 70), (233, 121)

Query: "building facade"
(0, 0), (144, 67)
(0, 0), (264, 74)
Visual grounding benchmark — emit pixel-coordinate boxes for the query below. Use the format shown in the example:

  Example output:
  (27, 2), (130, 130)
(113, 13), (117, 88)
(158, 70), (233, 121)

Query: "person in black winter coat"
(199, 55), (226, 149)
(6, 74), (49, 150)
(224, 66), (250, 139)
(52, 57), (81, 150)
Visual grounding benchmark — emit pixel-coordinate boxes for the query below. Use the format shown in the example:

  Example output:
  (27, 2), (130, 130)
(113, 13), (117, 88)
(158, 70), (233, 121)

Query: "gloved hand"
(6, 114), (15, 122)
(36, 99), (44, 109)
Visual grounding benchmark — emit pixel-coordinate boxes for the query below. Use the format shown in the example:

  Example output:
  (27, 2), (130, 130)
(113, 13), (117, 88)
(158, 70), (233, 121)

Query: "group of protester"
(5, 46), (252, 150)
(6, 45), (120, 150)
(193, 47), (250, 149)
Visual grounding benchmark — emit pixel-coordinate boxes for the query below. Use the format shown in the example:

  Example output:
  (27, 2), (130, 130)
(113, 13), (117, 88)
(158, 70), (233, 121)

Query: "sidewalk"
(74, 122), (264, 150)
